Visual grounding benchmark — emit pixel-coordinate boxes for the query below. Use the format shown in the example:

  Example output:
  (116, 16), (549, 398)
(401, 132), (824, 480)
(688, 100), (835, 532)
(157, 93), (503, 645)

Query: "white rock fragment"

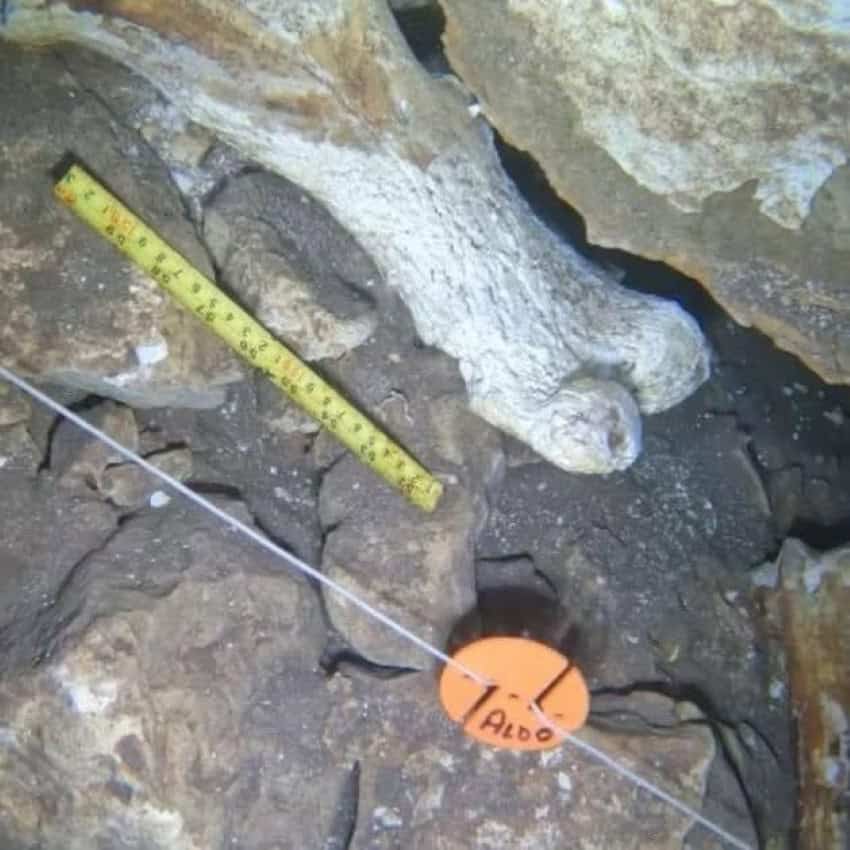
(556, 771), (573, 795)
(824, 407), (845, 427)
(149, 490), (171, 508)
(769, 679), (785, 700)
(134, 339), (169, 366)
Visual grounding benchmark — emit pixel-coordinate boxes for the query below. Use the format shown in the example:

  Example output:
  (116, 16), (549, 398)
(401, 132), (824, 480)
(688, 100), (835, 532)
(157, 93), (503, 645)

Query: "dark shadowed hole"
(493, 135), (724, 327)
(390, 1), (452, 75)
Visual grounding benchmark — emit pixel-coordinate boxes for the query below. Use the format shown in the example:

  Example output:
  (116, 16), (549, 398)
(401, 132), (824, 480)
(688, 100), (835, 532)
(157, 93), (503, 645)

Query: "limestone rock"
(52, 401), (139, 490)
(0, 424), (40, 475)
(320, 392), (504, 667)
(0, 48), (241, 408)
(0, 381), (31, 427)
(0, 509), (340, 850)
(204, 171), (380, 363)
(100, 447), (193, 508)
(0, 477), (117, 674)
(4, 2), (711, 474)
(325, 674), (735, 850)
(441, 0), (850, 383)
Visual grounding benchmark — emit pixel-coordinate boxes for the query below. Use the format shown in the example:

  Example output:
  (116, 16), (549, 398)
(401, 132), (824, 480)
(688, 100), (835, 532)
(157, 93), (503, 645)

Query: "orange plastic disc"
(439, 636), (589, 751)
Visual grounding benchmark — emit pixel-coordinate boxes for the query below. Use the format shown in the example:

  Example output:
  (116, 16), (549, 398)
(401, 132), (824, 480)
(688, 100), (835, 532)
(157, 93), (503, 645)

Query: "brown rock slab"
(101, 447), (193, 508)
(0, 47), (241, 408)
(203, 171), (380, 364)
(325, 674), (732, 849)
(758, 539), (850, 850)
(52, 400), (140, 490)
(0, 500), (341, 850)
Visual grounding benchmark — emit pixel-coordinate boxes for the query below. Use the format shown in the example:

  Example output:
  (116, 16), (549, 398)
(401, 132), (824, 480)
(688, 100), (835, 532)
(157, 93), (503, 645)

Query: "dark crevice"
(320, 644), (417, 680)
(324, 761), (360, 850)
(786, 516), (850, 550)
(141, 441), (191, 458)
(184, 480), (243, 500)
(38, 392), (107, 473)
(473, 551), (560, 599)
(250, 512), (309, 569)
(592, 678), (743, 729)
(390, 2), (451, 75)
(493, 136), (725, 328)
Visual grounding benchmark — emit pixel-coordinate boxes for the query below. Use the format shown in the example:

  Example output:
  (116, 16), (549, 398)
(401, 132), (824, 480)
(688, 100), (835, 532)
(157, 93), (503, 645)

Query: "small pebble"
(768, 679), (785, 700)
(149, 490), (171, 508)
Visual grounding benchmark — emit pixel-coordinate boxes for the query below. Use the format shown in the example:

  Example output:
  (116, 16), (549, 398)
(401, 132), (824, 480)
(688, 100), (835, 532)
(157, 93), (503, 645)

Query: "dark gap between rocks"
(320, 644), (416, 681)
(390, 2), (451, 75)
(324, 761), (360, 850)
(493, 134), (850, 551)
(37, 390), (109, 473)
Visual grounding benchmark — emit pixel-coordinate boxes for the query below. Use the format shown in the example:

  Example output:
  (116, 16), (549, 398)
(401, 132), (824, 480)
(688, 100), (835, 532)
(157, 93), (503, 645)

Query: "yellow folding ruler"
(54, 164), (442, 512)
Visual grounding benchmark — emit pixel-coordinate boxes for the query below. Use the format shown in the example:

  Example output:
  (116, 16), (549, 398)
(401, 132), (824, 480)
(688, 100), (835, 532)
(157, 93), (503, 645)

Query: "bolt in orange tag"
(439, 636), (589, 751)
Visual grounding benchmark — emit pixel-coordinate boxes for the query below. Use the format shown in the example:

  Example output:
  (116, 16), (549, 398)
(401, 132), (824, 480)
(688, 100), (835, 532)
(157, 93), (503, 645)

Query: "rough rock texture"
(0, 478), (117, 674)
(0, 48), (242, 407)
(0, 458), (750, 850)
(0, 504), (340, 850)
(204, 171), (380, 364)
(3, 3), (711, 473)
(0, 381), (31, 427)
(756, 540), (850, 850)
(329, 677), (731, 850)
(320, 385), (504, 668)
(441, 0), (850, 383)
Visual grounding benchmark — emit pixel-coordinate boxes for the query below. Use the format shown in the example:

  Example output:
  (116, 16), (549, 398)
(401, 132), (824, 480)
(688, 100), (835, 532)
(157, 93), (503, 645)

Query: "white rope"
(531, 704), (753, 850)
(0, 367), (488, 686)
(1, 366), (753, 850)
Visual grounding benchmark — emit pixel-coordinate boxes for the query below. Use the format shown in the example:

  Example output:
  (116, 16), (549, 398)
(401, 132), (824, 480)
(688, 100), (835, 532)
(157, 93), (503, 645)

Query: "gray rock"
(51, 401), (139, 490)
(441, 0), (850, 383)
(326, 674), (732, 850)
(0, 424), (40, 476)
(320, 393), (503, 667)
(204, 171), (380, 363)
(0, 477), (117, 673)
(4, 3), (711, 474)
(100, 447), (193, 508)
(0, 381), (31, 427)
(0, 48), (242, 408)
(768, 465), (804, 535)
(0, 511), (338, 850)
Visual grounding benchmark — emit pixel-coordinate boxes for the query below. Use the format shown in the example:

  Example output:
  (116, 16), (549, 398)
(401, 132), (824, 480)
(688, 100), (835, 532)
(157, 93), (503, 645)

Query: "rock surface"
(0, 48), (242, 407)
(0, 503), (340, 850)
(757, 539), (850, 850)
(330, 676), (732, 850)
(320, 384), (504, 668)
(4, 3), (711, 473)
(441, 0), (850, 383)
(0, 478), (117, 674)
(0, 460), (751, 850)
(204, 171), (380, 364)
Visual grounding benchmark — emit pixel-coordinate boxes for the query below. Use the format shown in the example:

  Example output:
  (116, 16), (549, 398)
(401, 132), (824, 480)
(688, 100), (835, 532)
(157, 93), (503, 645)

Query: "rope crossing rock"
(0, 366), (753, 850)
